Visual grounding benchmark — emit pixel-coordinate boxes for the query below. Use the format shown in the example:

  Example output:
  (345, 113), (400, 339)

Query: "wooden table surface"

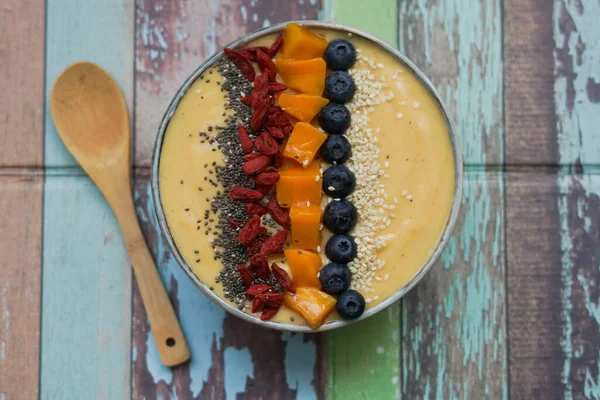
(1, 0), (599, 399)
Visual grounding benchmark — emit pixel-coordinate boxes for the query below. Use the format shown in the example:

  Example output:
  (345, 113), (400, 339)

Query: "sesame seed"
(328, 186), (335, 191)
(396, 113), (403, 119)
(413, 101), (420, 108)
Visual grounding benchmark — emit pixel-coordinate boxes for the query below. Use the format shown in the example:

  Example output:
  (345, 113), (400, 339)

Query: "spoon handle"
(115, 196), (191, 367)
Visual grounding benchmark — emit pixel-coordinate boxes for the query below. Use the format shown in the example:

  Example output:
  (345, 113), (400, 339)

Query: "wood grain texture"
(554, 1), (600, 398)
(44, 0), (134, 168)
(323, 1), (402, 399)
(40, 1), (135, 397)
(398, 0), (507, 397)
(134, 0), (323, 167)
(0, 175), (42, 400)
(132, 177), (323, 399)
(504, 0), (557, 165)
(0, 0), (45, 167)
(40, 176), (132, 399)
(505, 171), (564, 399)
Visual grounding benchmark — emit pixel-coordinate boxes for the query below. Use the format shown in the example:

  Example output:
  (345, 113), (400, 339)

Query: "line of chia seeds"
(206, 58), (281, 309)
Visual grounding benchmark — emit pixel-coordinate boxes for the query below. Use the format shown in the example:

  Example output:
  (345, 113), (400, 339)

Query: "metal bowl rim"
(150, 20), (464, 333)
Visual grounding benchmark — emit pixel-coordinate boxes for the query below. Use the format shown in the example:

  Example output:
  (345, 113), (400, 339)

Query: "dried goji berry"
(271, 263), (296, 293)
(247, 45), (270, 55)
(267, 112), (289, 127)
(245, 202), (267, 217)
(254, 131), (279, 156)
(255, 171), (280, 185)
(239, 49), (258, 62)
(243, 152), (262, 161)
(268, 34), (283, 57)
(252, 296), (265, 313)
(267, 126), (285, 140)
(256, 292), (284, 307)
(229, 186), (264, 201)
(273, 150), (284, 168)
(224, 48), (255, 81)
(268, 106), (282, 115)
(260, 306), (280, 321)
(238, 124), (254, 153)
(249, 254), (270, 279)
(239, 96), (251, 106)
(282, 124), (293, 136)
(256, 50), (277, 81)
(228, 218), (243, 230)
(238, 214), (261, 245)
(247, 284), (272, 297)
(250, 100), (270, 131)
(268, 82), (288, 93)
(255, 184), (274, 196)
(250, 73), (269, 109)
(242, 155), (271, 175)
(266, 198), (290, 227)
(260, 230), (288, 255)
(237, 264), (254, 287)
(247, 228), (270, 257)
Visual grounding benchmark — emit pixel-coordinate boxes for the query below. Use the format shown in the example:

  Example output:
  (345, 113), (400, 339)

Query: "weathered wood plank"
(323, 2), (402, 399)
(505, 171), (564, 398)
(0, 176), (42, 400)
(504, 0), (557, 165)
(40, 176), (132, 399)
(0, 0), (44, 167)
(40, 1), (134, 398)
(398, 0), (507, 397)
(554, 1), (600, 398)
(44, 0), (134, 167)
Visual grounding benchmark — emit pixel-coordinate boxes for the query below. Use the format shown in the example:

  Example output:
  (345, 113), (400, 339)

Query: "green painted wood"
(323, 1), (402, 399)
(398, 0), (507, 398)
(41, 1), (134, 398)
(554, 1), (600, 398)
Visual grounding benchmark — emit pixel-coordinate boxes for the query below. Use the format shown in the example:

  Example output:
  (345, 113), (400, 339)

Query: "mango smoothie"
(158, 24), (456, 329)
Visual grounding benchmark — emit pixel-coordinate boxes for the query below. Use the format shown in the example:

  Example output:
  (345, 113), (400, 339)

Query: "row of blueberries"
(318, 39), (366, 320)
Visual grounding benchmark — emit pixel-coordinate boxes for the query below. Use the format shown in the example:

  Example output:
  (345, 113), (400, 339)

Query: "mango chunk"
(284, 249), (322, 289)
(276, 161), (322, 207)
(284, 287), (336, 329)
(276, 58), (326, 95)
(280, 23), (328, 60)
(283, 122), (327, 166)
(279, 93), (329, 122)
(289, 204), (322, 250)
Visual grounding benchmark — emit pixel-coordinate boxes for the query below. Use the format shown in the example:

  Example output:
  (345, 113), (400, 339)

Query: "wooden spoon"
(50, 62), (191, 367)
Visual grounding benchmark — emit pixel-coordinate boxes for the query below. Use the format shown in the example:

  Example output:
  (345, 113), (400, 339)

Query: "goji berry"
(250, 73), (269, 109)
(271, 263), (296, 293)
(282, 124), (293, 136)
(250, 254), (270, 279)
(266, 198), (290, 227)
(254, 131), (279, 156)
(260, 230), (288, 255)
(267, 111), (289, 127)
(260, 306), (280, 321)
(247, 45), (270, 55)
(229, 186), (264, 201)
(236, 264), (254, 287)
(238, 124), (254, 153)
(237, 214), (261, 245)
(246, 284), (272, 297)
(268, 82), (288, 93)
(250, 100), (270, 131)
(252, 296), (265, 313)
(255, 171), (280, 186)
(255, 184), (274, 196)
(239, 96), (251, 106)
(247, 227), (270, 257)
(267, 126), (285, 140)
(228, 218), (243, 230)
(224, 48), (255, 81)
(239, 49), (257, 62)
(243, 152), (262, 161)
(268, 106), (282, 115)
(256, 292), (284, 308)
(245, 202), (267, 217)
(268, 34), (284, 57)
(273, 150), (284, 168)
(242, 155), (270, 175)
(256, 50), (277, 81)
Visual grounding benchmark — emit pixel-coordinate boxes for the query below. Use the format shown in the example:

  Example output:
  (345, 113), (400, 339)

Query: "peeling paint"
(282, 332), (317, 400)
(223, 347), (253, 400)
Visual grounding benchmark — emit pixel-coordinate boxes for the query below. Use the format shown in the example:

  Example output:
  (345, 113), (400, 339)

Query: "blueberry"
(324, 39), (357, 71)
(324, 71), (356, 103)
(323, 199), (357, 234)
(322, 165), (356, 198)
(325, 234), (357, 264)
(318, 103), (351, 135)
(319, 263), (352, 295)
(337, 290), (365, 320)
(320, 135), (351, 164)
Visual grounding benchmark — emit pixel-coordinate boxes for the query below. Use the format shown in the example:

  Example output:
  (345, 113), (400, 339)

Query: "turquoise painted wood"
(40, 177), (132, 399)
(398, 0), (507, 398)
(554, 1), (600, 398)
(41, 1), (134, 398)
(44, 0), (134, 168)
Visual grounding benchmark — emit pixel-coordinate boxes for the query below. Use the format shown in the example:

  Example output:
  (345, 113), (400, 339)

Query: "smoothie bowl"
(152, 21), (463, 332)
